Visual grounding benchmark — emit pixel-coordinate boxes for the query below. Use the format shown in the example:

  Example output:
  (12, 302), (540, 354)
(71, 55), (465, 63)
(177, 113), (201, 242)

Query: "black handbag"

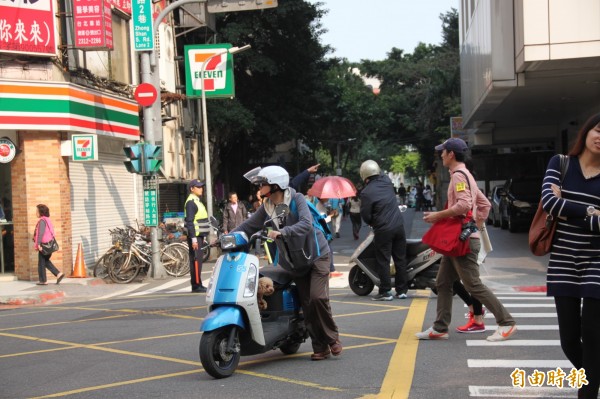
(40, 237), (59, 255)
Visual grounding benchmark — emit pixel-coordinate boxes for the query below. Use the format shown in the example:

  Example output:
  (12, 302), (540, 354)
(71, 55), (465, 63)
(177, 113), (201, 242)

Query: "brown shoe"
(330, 340), (342, 356)
(310, 349), (331, 361)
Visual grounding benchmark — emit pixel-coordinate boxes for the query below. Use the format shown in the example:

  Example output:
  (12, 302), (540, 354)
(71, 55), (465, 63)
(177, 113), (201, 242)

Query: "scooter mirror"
(275, 203), (290, 218)
(209, 216), (219, 228)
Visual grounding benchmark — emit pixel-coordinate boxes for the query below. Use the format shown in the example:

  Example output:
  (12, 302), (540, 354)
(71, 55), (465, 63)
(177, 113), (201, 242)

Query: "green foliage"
(390, 152), (422, 179)
(195, 3), (460, 196)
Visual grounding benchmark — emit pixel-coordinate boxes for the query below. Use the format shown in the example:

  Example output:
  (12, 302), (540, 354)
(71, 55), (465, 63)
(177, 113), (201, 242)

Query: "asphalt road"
(0, 211), (580, 399)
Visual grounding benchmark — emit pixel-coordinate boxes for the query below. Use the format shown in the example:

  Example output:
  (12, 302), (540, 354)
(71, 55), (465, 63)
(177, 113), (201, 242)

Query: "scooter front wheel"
(348, 265), (374, 296)
(199, 327), (240, 379)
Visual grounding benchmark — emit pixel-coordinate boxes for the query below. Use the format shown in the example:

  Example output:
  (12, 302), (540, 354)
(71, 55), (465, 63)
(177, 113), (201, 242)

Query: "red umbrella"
(307, 176), (357, 199)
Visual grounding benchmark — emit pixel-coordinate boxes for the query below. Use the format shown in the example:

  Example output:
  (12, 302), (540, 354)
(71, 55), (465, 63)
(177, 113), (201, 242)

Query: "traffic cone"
(71, 243), (87, 278)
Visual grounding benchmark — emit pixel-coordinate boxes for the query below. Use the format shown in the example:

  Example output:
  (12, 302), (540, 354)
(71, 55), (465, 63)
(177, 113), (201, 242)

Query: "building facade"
(0, 0), (214, 280)
(459, 0), (600, 188)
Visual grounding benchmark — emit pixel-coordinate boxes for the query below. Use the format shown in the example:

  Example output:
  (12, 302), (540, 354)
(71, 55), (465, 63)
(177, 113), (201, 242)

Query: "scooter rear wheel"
(348, 265), (375, 296)
(199, 327), (240, 379)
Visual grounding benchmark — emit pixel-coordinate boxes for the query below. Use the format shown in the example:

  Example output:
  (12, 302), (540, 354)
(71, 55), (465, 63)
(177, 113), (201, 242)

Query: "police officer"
(185, 179), (210, 293)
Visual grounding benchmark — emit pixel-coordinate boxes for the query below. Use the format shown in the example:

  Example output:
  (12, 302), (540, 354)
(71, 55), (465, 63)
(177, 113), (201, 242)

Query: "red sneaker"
(456, 318), (485, 333)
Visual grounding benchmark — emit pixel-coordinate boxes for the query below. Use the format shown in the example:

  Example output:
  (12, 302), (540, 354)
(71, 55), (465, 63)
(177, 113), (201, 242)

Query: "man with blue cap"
(416, 138), (517, 342)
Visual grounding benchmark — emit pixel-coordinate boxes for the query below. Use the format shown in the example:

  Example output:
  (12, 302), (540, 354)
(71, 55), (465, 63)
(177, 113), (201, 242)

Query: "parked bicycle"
(93, 225), (191, 283)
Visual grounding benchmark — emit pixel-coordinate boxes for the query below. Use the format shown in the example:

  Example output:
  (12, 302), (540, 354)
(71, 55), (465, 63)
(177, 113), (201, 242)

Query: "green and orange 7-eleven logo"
(72, 134), (97, 161)
(184, 44), (236, 99)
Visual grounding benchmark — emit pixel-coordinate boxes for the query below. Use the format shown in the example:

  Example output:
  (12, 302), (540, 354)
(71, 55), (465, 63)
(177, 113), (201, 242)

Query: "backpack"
(289, 198), (333, 242)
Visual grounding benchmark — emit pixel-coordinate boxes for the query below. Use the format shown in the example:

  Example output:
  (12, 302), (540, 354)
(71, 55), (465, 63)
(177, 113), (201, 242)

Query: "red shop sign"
(73, 0), (113, 50)
(0, 0), (57, 56)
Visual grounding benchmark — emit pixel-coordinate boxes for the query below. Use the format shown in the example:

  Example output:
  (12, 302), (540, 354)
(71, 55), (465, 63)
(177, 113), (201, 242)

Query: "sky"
(305, 0), (459, 62)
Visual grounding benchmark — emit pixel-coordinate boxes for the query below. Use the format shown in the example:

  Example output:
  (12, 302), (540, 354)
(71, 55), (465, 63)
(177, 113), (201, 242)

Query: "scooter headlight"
(244, 264), (258, 298)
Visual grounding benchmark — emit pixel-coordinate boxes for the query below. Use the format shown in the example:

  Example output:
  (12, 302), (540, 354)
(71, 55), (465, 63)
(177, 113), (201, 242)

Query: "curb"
(0, 290), (66, 306)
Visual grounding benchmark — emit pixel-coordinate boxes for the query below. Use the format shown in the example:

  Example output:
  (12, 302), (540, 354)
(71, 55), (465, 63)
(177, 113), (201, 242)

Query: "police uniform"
(185, 181), (210, 292)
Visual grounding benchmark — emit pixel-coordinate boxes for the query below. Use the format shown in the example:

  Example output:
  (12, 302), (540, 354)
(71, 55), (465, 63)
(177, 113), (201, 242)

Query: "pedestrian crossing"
(90, 271), (352, 300)
(465, 292), (582, 398)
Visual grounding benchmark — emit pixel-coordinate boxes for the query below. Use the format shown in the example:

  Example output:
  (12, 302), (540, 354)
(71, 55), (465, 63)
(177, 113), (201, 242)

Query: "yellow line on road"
(28, 369), (201, 399)
(237, 370), (343, 391)
(360, 297), (429, 399)
(373, 293), (429, 399)
(335, 307), (408, 318)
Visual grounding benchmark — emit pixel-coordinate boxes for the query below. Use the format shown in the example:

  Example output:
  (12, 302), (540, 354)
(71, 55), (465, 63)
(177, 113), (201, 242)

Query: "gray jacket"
(233, 187), (329, 273)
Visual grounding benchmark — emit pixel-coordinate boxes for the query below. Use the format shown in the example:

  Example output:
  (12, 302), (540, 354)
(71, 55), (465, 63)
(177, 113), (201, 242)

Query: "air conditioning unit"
(158, 24), (176, 92)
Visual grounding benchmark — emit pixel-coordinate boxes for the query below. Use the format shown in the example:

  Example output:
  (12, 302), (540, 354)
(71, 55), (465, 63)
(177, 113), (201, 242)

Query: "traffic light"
(144, 143), (162, 174)
(123, 143), (145, 174)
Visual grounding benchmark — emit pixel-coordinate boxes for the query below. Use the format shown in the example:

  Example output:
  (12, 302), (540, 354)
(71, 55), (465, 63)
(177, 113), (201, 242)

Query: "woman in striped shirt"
(543, 112), (600, 399)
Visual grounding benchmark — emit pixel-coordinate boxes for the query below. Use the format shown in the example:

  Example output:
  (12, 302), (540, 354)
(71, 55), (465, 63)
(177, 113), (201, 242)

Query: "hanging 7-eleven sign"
(184, 44), (236, 99)
(72, 134), (98, 161)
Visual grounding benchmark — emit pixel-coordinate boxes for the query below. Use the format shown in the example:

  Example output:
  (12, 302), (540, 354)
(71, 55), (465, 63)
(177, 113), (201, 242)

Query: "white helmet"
(360, 160), (381, 181)
(251, 165), (289, 190)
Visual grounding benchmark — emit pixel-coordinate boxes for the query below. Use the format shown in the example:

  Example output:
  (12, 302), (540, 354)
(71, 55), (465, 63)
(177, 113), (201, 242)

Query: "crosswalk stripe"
(468, 359), (572, 368)
(485, 312), (556, 318)
(496, 296), (553, 300)
(91, 283), (149, 300)
(127, 279), (186, 296)
(466, 339), (560, 346)
(469, 385), (576, 397)
(467, 303), (555, 308)
(484, 325), (558, 331)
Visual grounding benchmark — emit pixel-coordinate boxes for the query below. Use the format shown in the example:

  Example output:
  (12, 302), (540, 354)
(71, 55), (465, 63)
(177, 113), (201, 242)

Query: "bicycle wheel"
(93, 251), (113, 279)
(109, 252), (140, 284)
(161, 243), (190, 277)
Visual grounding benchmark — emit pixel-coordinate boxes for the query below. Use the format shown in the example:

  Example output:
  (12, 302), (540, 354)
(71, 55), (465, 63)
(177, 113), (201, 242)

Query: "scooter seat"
(260, 265), (294, 286)
(406, 239), (430, 257)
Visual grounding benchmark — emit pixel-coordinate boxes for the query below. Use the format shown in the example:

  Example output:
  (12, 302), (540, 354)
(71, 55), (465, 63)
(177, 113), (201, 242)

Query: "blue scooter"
(199, 204), (308, 379)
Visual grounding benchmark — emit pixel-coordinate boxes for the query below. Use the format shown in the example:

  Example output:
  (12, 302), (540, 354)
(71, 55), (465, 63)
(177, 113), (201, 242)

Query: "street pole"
(199, 45), (251, 218)
(139, 0), (208, 278)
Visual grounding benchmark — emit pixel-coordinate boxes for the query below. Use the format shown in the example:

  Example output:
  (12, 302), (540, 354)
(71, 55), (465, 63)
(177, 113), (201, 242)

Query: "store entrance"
(0, 162), (14, 273)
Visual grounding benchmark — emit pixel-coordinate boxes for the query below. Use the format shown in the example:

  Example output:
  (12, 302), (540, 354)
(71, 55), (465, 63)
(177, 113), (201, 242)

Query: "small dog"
(257, 276), (275, 310)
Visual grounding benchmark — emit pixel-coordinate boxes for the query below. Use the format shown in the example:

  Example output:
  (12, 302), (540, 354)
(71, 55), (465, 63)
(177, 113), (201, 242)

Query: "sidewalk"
(0, 208), (430, 306)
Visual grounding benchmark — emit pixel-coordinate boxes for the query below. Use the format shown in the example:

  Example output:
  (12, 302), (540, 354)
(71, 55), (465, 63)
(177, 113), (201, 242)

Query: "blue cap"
(435, 138), (468, 153)
(188, 179), (205, 191)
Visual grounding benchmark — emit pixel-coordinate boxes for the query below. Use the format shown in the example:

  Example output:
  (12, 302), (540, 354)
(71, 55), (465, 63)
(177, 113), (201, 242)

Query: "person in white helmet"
(359, 160), (408, 301)
(233, 165), (342, 361)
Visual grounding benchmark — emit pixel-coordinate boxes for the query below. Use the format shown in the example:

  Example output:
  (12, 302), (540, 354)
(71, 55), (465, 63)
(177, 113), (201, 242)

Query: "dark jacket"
(233, 187), (329, 273)
(222, 202), (248, 232)
(360, 174), (404, 232)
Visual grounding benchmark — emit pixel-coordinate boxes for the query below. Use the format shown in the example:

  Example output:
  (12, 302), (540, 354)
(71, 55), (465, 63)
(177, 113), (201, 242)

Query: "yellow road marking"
(28, 369), (202, 399)
(372, 291), (429, 399)
(237, 370), (343, 391)
(0, 346), (78, 358)
(335, 307), (408, 318)
(0, 314), (131, 332)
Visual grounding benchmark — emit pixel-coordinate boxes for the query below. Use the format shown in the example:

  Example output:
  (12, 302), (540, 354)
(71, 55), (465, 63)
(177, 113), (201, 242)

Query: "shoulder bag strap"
(454, 169), (475, 218)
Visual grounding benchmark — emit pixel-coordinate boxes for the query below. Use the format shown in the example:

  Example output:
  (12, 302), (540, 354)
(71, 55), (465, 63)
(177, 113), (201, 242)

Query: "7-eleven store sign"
(72, 134), (98, 161)
(184, 44), (236, 99)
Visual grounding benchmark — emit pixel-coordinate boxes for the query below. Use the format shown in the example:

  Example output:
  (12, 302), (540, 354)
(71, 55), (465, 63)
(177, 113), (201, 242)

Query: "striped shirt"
(543, 154), (600, 299)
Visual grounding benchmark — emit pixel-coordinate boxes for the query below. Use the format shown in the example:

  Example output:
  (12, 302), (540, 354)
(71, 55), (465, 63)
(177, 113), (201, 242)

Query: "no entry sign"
(134, 83), (158, 107)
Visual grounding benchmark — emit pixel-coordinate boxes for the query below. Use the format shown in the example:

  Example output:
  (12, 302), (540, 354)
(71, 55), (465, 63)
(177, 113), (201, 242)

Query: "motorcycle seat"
(406, 238), (430, 257)
(259, 265), (294, 287)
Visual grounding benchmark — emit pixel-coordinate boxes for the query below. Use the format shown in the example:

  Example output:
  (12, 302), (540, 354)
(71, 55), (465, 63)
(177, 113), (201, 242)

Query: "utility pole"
(138, 0), (208, 278)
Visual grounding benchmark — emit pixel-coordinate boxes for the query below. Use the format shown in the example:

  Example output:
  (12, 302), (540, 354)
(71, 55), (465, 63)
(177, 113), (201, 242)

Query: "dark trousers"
(294, 253), (340, 353)
(350, 212), (362, 239)
(453, 281), (484, 315)
(374, 225), (407, 294)
(187, 236), (205, 290)
(37, 252), (59, 283)
(555, 296), (600, 399)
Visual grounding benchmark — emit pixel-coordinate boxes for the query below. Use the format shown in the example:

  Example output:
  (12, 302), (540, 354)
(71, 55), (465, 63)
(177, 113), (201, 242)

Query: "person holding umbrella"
(359, 160), (408, 301)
